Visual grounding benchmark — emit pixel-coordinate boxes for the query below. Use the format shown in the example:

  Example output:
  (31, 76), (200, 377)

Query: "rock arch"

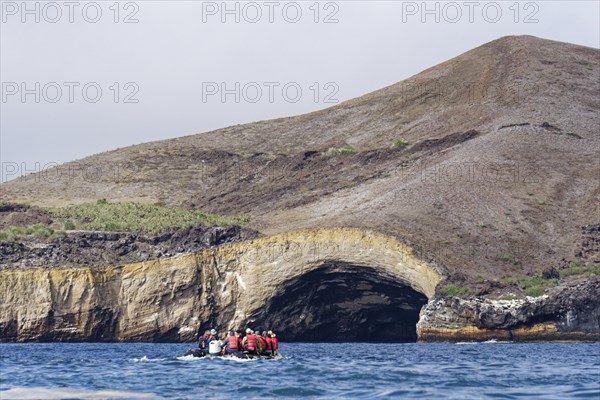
(211, 228), (442, 342)
(0, 228), (442, 342)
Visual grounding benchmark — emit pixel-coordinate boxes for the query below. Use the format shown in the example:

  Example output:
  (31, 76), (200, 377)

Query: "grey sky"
(1, 1), (599, 182)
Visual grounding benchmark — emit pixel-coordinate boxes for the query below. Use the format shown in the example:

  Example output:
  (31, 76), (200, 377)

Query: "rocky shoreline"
(418, 279), (600, 342)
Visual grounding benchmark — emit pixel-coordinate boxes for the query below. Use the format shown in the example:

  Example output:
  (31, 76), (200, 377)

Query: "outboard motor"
(209, 341), (222, 355)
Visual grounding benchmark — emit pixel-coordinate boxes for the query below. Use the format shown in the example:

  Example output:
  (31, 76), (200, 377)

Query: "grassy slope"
(0, 200), (249, 239)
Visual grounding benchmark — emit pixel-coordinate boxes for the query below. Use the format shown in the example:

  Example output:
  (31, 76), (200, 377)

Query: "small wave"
(176, 354), (200, 361)
(176, 354), (262, 362)
(128, 356), (163, 363)
(221, 356), (258, 363)
(175, 354), (231, 361)
(456, 339), (513, 344)
(0, 386), (156, 399)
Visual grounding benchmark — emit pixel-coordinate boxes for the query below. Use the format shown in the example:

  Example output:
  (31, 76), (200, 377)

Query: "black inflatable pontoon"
(184, 349), (279, 360)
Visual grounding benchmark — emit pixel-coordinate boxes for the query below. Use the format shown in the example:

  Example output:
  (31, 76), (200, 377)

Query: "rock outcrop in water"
(418, 280), (600, 341)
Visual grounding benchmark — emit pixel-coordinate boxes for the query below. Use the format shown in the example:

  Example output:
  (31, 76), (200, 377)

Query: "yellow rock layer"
(0, 228), (441, 341)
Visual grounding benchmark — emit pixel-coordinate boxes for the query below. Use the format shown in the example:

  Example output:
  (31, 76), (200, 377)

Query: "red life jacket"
(259, 336), (269, 351)
(246, 334), (257, 350)
(228, 335), (238, 350)
(271, 337), (279, 350)
(264, 337), (272, 351)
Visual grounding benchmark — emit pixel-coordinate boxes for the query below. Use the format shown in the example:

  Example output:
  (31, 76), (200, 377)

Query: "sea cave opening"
(248, 263), (429, 342)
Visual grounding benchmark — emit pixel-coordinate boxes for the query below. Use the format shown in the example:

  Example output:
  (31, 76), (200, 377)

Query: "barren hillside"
(2, 35), (599, 286)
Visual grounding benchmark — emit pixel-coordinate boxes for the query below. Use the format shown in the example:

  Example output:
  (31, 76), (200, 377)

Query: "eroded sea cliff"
(1, 228), (597, 343)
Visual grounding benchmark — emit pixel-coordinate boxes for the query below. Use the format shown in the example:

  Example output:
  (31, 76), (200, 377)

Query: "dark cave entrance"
(249, 263), (429, 342)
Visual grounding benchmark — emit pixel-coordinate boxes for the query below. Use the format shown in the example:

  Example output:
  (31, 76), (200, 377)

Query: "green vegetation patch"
(323, 146), (357, 157)
(392, 138), (408, 148)
(46, 200), (250, 235)
(501, 274), (558, 297)
(0, 225), (66, 241)
(501, 275), (556, 289)
(63, 220), (76, 230)
(560, 260), (600, 278)
(524, 287), (545, 297)
(440, 284), (471, 298)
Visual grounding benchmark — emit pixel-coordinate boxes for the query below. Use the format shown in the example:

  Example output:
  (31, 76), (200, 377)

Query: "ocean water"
(0, 342), (598, 399)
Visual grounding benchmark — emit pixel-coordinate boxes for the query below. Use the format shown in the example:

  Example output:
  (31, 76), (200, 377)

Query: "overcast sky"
(1, 1), (599, 182)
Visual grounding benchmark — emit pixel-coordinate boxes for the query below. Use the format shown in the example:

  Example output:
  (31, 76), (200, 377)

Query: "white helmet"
(246, 328), (252, 334)
(210, 329), (217, 335)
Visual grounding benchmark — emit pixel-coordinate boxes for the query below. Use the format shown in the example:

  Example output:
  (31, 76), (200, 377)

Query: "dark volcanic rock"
(542, 266), (560, 280)
(418, 278), (600, 341)
(0, 224), (259, 269)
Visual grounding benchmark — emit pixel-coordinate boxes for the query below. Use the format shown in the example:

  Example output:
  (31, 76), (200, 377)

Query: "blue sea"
(0, 342), (599, 399)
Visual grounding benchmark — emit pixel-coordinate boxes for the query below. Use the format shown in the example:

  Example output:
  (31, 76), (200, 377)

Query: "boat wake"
(128, 356), (164, 363)
(456, 339), (513, 344)
(0, 386), (156, 399)
(178, 349), (284, 362)
(177, 353), (258, 363)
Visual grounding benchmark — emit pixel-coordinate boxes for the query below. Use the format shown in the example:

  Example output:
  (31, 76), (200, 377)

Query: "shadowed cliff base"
(237, 263), (429, 342)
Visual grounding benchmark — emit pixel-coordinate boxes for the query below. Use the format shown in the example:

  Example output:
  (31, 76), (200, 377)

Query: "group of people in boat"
(199, 328), (279, 356)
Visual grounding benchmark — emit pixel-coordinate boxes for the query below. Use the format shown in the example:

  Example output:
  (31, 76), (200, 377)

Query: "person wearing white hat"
(242, 328), (258, 354)
(270, 331), (279, 356)
(199, 328), (218, 352)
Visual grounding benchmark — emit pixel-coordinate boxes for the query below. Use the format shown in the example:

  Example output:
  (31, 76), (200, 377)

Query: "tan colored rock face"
(0, 257), (205, 342)
(217, 228), (441, 326)
(0, 228), (441, 342)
